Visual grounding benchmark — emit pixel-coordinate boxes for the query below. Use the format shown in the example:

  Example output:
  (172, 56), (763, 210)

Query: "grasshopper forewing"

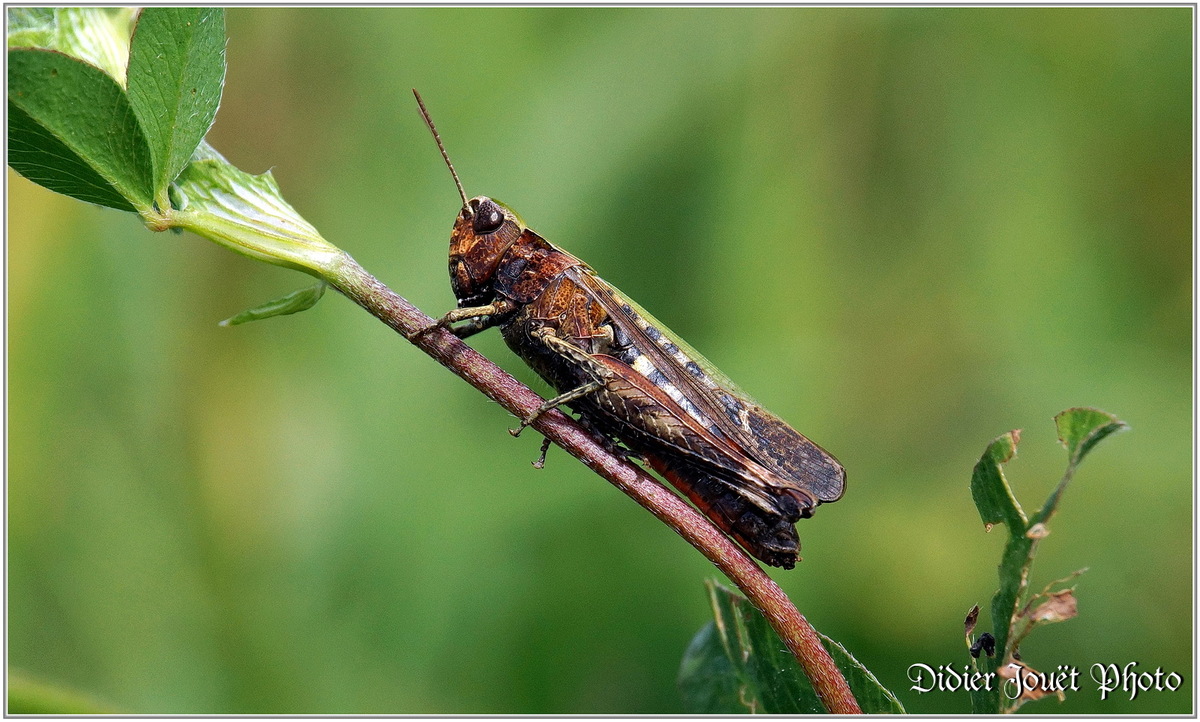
(563, 266), (844, 568)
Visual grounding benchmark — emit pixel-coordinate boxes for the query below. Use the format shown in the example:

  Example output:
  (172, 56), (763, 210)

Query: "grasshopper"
(413, 91), (844, 568)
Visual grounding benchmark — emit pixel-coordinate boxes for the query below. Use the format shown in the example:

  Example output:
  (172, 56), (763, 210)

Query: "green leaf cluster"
(967, 407), (1128, 713)
(679, 580), (904, 714)
(7, 7), (342, 321)
(8, 7), (224, 214)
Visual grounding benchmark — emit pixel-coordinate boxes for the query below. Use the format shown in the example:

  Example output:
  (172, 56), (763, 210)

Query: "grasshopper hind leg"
(575, 411), (642, 462)
(509, 326), (612, 436)
(509, 379), (604, 437)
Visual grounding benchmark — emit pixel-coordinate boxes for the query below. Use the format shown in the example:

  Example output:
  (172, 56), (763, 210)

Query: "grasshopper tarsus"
(532, 437), (552, 469)
(402, 320), (444, 341)
(509, 410), (541, 438)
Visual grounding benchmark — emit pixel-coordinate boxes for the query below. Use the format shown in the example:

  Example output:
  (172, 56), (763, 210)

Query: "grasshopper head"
(411, 93), (527, 308)
(448, 196), (526, 307)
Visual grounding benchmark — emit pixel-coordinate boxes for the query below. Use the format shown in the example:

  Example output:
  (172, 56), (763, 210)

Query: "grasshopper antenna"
(413, 89), (472, 218)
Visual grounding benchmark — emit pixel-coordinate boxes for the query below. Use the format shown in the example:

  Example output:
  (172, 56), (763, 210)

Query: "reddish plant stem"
(329, 254), (861, 714)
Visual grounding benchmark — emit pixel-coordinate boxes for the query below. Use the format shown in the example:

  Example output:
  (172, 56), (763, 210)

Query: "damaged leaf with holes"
(967, 407), (1127, 714)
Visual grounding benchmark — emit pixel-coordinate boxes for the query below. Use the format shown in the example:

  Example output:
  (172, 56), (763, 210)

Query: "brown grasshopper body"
(439, 195), (845, 569)
(414, 91), (845, 569)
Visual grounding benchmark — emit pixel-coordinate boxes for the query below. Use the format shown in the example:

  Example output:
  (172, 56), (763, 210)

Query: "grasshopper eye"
(473, 199), (505, 235)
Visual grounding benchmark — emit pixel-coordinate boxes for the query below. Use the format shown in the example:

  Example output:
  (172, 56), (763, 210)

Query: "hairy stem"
(329, 253), (861, 714)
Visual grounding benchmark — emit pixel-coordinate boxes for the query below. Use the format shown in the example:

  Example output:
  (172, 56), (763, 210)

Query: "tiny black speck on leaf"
(969, 632), (996, 659)
(981, 633), (996, 657)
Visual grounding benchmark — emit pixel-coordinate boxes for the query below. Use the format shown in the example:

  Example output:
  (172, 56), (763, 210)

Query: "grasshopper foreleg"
(443, 315), (497, 340)
(405, 300), (516, 340)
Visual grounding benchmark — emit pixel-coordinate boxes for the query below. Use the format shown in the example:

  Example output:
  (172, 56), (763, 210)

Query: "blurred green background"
(8, 7), (1192, 714)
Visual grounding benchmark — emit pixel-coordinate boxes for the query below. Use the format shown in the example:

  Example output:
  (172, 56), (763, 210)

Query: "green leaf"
(1032, 407), (1129, 530)
(821, 633), (907, 715)
(678, 619), (752, 714)
(679, 580), (903, 714)
(8, 97), (131, 210)
(170, 143), (343, 276)
(7, 8), (136, 83)
(1055, 407), (1129, 467)
(220, 282), (328, 326)
(127, 8), (226, 201)
(968, 430), (1029, 714)
(8, 47), (153, 212)
(969, 429), (1026, 533)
